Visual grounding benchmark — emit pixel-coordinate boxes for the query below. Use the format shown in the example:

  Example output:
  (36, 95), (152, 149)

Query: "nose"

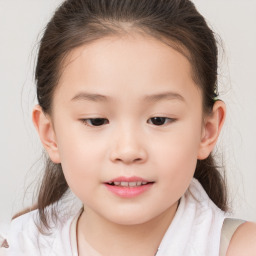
(109, 126), (148, 165)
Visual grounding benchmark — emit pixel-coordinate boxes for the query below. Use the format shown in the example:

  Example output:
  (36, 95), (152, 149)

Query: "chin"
(104, 211), (157, 226)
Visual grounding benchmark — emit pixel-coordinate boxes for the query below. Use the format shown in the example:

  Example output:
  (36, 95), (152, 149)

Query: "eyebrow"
(71, 91), (185, 103)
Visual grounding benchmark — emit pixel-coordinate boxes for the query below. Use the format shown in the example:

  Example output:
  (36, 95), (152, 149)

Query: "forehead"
(54, 34), (201, 105)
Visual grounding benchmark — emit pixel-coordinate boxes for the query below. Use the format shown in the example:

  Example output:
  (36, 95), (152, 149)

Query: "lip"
(104, 176), (154, 198)
(105, 176), (152, 183)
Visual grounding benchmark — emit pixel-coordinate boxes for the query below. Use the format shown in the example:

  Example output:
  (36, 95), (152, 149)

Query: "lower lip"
(104, 183), (154, 198)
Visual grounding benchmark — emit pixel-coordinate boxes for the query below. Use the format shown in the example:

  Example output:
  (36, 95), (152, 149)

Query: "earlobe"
(32, 105), (61, 163)
(197, 100), (226, 160)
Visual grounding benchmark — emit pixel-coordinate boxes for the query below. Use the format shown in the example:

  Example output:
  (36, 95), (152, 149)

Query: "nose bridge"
(110, 120), (147, 164)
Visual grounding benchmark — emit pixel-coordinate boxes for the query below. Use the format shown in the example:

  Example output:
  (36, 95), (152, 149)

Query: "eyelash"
(80, 117), (176, 127)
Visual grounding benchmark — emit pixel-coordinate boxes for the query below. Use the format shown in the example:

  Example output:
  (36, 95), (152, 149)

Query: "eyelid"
(147, 117), (176, 126)
(79, 116), (177, 127)
(80, 118), (109, 127)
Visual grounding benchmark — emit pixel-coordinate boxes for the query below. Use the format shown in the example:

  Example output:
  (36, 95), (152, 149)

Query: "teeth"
(110, 181), (149, 187)
(129, 182), (137, 187)
(121, 181), (129, 187)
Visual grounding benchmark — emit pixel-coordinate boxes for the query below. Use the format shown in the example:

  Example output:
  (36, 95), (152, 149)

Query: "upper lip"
(105, 176), (153, 183)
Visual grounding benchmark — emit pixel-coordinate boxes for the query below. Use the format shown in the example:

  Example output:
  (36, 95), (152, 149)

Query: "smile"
(107, 181), (150, 187)
(104, 176), (155, 198)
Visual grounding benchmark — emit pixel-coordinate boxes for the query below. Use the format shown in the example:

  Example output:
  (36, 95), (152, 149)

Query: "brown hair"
(14, 0), (228, 233)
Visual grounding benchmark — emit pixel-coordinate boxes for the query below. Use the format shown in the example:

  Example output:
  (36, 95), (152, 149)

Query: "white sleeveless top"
(2, 178), (228, 255)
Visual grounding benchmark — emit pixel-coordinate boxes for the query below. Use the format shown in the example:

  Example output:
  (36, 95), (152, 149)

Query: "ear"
(32, 105), (61, 163)
(197, 100), (226, 160)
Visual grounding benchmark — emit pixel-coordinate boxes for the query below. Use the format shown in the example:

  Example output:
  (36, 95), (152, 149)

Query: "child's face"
(49, 34), (207, 225)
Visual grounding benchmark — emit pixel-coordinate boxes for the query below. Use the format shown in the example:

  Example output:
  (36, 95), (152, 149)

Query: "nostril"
(115, 157), (143, 164)
(110, 144), (147, 164)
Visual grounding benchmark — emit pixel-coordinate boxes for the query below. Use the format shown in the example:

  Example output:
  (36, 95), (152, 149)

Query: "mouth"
(104, 176), (155, 198)
(106, 181), (154, 187)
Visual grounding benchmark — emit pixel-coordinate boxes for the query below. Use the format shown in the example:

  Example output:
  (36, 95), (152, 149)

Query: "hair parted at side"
(13, 0), (229, 233)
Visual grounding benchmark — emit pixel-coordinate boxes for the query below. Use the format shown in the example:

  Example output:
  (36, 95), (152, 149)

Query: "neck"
(77, 201), (179, 256)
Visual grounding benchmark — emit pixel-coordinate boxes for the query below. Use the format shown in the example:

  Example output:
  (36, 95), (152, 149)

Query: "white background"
(0, 0), (256, 233)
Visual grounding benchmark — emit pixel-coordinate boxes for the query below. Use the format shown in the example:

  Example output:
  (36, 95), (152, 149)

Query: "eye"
(80, 118), (109, 127)
(148, 117), (175, 126)
(80, 117), (174, 127)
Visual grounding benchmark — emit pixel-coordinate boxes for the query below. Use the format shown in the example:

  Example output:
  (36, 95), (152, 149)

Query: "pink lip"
(104, 176), (154, 198)
(106, 176), (151, 183)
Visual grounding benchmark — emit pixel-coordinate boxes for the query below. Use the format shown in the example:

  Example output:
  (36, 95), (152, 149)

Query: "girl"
(2, 0), (256, 255)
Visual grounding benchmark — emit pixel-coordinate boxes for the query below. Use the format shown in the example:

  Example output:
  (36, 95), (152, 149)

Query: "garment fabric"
(1, 178), (228, 255)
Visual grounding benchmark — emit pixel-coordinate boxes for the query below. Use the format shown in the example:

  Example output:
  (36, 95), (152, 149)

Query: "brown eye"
(148, 117), (174, 126)
(81, 118), (109, 127)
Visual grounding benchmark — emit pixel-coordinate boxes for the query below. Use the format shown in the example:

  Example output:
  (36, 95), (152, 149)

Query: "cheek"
(151, 122), (202, 179)
(55, 117), (105, 164)
(152, 125), (201, 161)
(153, 135), (200, 201)
(60, 152), (100, 202)
(55, 132), (105, 198)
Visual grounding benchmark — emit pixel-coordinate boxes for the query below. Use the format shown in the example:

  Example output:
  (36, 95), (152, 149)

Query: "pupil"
(152, 117), (165, 125)
(91, 118), (105, 126)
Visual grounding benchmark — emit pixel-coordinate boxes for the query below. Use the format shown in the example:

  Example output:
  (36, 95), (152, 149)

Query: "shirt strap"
(70, 208), (83, 256)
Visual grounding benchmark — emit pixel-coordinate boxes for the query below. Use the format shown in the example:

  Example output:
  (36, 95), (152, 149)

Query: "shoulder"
(4, 209), (40, 254)
(7, 204), (81, 254)
(227, 221), (256, 256)
(9, 209), (40, 241)
(9, 209), (38, 233)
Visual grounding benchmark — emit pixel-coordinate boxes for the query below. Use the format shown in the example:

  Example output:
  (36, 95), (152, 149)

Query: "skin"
(226, 221), (256, 255)
(32, 33), (256, 256)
